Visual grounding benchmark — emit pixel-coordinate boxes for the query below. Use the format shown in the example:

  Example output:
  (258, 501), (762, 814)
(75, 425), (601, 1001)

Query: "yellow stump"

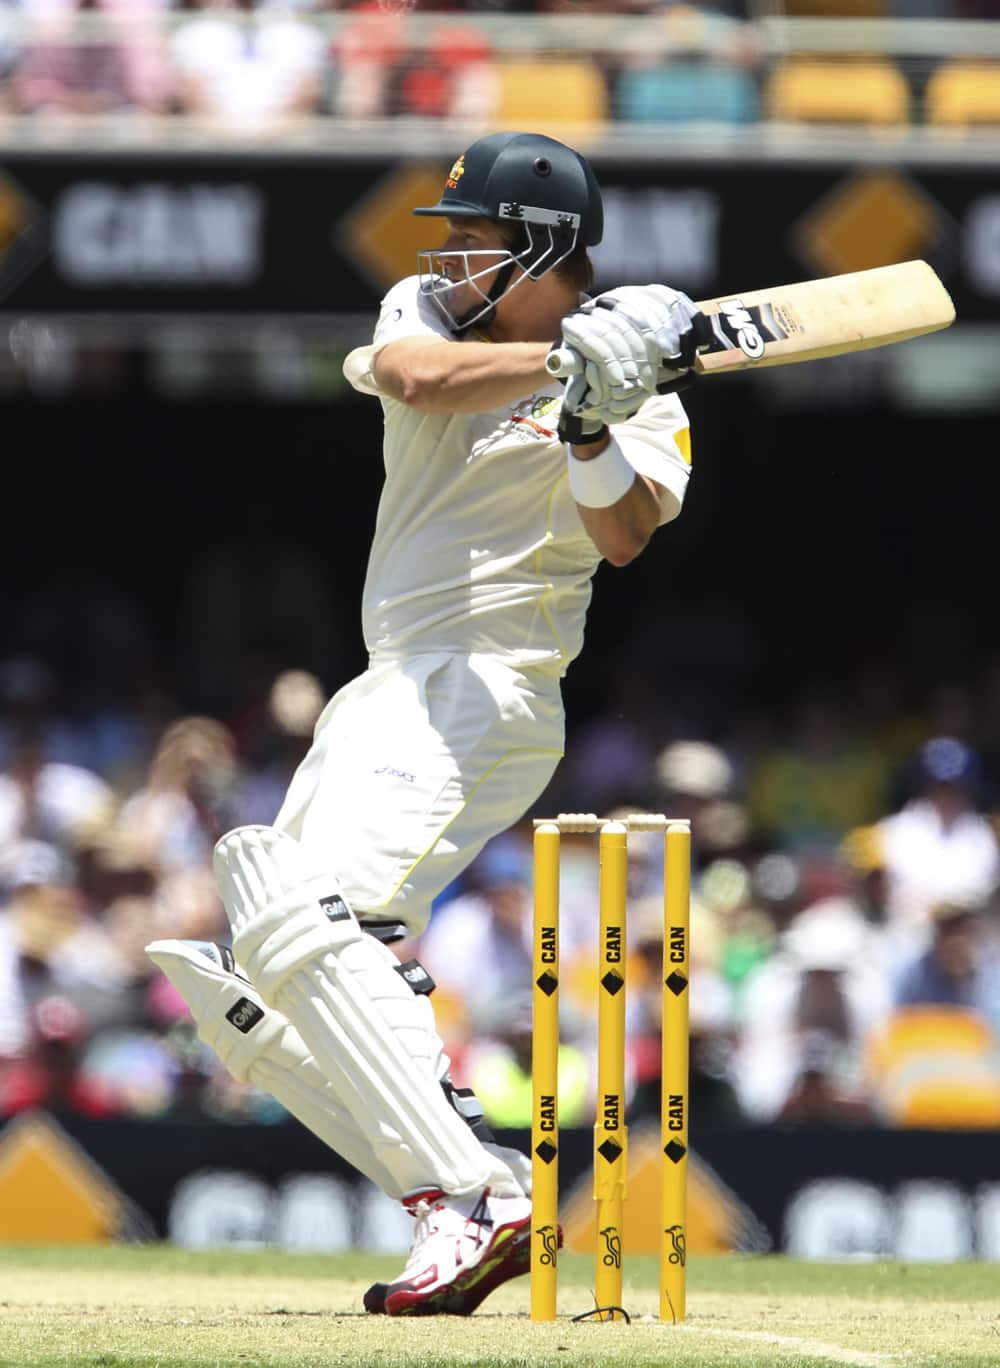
(660, 821), (691, 1322)
(594, 822), (628, 1319)
(531, 823), (561, 1322)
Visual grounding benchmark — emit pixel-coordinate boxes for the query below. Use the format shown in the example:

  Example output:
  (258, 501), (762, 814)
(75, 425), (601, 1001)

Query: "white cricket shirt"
(343, 275), (692, 676)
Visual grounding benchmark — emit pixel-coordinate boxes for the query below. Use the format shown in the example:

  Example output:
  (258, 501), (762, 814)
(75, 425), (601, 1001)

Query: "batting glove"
(558, 305), (659, 418)
(589, 284), (704, 375)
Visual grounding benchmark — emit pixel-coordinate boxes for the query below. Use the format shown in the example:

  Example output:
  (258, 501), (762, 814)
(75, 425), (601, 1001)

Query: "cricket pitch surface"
(2, 1246), (997, 1368)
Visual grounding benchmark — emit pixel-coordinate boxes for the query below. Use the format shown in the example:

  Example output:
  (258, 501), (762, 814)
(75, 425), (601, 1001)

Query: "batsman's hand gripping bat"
(546, 260), (956, 386)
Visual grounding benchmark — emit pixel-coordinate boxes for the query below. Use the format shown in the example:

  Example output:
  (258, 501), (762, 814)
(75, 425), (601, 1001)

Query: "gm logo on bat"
(717, 298), (765, 359)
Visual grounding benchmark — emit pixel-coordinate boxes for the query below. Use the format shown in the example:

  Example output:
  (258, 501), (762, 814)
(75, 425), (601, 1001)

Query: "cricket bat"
(546, 260), (955, 379)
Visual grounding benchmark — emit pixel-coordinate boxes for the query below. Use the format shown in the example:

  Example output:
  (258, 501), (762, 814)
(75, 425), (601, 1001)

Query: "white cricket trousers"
(272, 651), (564, 935)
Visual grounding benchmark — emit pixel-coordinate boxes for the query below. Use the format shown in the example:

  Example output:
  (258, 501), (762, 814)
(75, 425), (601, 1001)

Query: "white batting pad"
(145, 939), (403, 1197)
(213, 826), (521, 1199)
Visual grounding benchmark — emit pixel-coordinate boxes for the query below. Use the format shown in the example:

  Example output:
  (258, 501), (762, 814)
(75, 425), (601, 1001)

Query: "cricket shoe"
(376, 1187), (534, 1316)
(363, 1221), (541, 1316)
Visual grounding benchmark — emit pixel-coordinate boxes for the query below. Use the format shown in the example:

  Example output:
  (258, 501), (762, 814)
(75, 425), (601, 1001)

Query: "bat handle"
(545, 346), (583, 378)
(548, 315), (711, 382)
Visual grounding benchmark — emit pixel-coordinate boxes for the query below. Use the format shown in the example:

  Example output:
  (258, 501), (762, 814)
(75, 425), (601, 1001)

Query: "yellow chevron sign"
(337, 163), (450, 292)
(0, 169), (47, 302)
(0, 1111), (127, 1243)
(560, 1121), (768, 1257)
(794, 169), (950, 277)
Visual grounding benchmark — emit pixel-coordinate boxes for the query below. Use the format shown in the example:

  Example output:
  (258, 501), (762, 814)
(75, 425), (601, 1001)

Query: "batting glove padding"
(557, 284), (703, 417)
(558, 306), (657, 418)
(591, 284), (703, 365)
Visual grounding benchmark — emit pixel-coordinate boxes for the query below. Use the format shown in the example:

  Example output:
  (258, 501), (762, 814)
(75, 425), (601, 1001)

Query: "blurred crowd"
(3, 644), (1000, 1136)
(0, 0), (998, 136)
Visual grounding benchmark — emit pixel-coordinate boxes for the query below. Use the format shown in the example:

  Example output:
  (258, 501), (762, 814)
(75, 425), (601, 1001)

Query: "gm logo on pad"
(225, 997), (264, 1034)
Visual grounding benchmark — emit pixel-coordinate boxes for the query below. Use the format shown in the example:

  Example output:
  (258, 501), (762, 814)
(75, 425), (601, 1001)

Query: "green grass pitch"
(1, 1245), (997, 1368)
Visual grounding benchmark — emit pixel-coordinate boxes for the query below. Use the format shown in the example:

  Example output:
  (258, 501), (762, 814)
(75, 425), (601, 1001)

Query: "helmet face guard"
(417, 211), (581, 334)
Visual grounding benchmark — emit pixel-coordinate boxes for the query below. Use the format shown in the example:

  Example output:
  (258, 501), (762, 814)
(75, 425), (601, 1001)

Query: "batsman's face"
(418, 217), (521, 331)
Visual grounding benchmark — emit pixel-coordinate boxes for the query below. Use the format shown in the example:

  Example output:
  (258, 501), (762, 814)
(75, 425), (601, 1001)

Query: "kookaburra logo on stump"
(600, 1226), (622, 1267)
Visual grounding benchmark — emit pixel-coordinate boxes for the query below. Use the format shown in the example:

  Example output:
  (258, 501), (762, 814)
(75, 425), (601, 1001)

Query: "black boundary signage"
(0, 153), (996, 320)
(5, 1115), (998, 1258)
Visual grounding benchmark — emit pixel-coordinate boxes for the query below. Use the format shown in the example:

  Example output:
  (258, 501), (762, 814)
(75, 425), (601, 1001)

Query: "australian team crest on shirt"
(508, 394), (560, 441)
(532, 396), (560, 420)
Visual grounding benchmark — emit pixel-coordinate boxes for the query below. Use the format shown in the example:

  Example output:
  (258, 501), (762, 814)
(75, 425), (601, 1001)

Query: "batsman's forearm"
(575, 473), (662, 567)
(375, 339), (553, 413)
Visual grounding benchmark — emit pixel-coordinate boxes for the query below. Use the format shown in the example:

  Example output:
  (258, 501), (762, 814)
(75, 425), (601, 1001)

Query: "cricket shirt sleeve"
(343, 276), (451, 398)
(613, 393), (692, 525)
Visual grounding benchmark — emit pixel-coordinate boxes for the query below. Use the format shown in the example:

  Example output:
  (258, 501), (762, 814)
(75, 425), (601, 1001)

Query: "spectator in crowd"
(629, 891), (744, 1125)
(0, 658), (68, 772)
(0, 833), (230, 1121)
(416, 834), (535, 1042)
(0, 836), (161, 1034)
(0, 993), (120, 1118)
(0, 1), (18, 109)
(461, 995), (590, 1130)
(115, 716), (242, 873)
(73, 818), (157, 908)
(114, 0), (173, 115)
(3, 641), (1000, 1132)
(612, 1), (763, 128)
(0, 840), (88, 1050)
(653, 737), (739, 871)
(171, 0), (324, 134)
(838, 823), (891, 927)
(876, 737), (1000, 965)
(774, 1027), (875, 1127)
(0, 849), (45, 1060)
(895, 900), (1000, 1028)
(152, 866), (228, 945)
(395, 22), (497, 120)
(747, 694), (891, 854)
(864, 897), (1000, 1130)
(327, 3), (404, 120)
(230, 668), (327, 827)
(0, 728), (114, 855)
(698, 854), (775, 1004)
(732, 894), (892, 1121)
(11, 0), (168, 118)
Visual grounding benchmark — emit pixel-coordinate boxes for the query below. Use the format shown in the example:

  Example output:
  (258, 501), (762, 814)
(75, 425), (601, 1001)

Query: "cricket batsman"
(147, 131), (699, 1315)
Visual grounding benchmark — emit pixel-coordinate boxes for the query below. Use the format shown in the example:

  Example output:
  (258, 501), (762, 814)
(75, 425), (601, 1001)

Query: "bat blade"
(693, 260), (955, 374)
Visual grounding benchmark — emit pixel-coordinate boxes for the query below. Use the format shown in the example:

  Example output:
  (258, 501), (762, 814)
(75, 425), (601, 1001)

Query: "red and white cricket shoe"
(375, 1186), (533, 1316)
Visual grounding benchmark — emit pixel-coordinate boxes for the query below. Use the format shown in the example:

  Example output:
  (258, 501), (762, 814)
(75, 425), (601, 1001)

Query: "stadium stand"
(615, 60), (760, 124)
(924, 56), (1000, 124)
(493, 56), (610, 130)
(866, 1006), (1000, 1128)
(764, 56), (912, 124)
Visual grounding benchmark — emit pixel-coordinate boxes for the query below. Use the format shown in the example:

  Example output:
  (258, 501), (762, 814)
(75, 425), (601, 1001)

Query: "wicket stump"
(530, 813), (691, 1324)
